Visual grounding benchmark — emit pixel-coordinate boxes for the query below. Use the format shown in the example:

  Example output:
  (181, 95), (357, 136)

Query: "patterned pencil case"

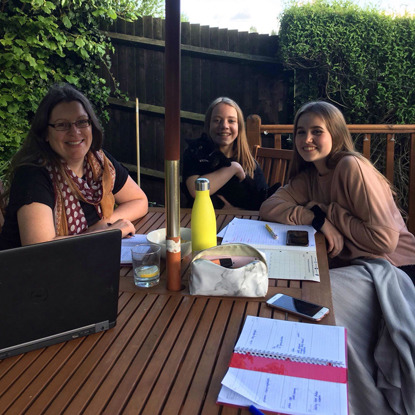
(189, 243), (268, 297)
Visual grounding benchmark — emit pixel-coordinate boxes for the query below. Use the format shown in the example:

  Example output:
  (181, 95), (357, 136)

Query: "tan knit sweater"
(259, 155), (415, 267)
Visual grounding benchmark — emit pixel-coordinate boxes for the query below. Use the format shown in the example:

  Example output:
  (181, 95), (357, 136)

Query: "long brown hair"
(289, 101), (393, 191)
(204, 97), (256, 178)
(2, 83), (103, 201)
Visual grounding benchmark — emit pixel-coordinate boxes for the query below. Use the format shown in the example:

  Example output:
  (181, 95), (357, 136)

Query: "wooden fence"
(99, 16), (288, 205)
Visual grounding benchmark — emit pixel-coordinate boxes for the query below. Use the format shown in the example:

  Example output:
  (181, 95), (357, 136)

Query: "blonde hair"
(289, 101), (393, 192)
(204, 97), (256, 178)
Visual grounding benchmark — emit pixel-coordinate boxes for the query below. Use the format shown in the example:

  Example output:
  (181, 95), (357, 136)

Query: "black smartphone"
(266, 293), (329, 321)
(286, 230), (309, 246)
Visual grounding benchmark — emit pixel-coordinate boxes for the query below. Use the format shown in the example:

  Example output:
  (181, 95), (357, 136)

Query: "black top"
(0, 151), (128, 250)
(182, 134), (273, 210)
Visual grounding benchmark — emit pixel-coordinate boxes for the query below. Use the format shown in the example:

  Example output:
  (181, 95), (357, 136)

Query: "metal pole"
(165, 0), (181, 291)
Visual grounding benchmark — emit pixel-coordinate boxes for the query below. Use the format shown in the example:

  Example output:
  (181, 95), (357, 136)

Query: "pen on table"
(249, 405), (265, 415)
(265, 224), (278, 240)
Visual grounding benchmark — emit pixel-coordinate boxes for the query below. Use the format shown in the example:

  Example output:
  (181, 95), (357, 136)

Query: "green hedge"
(279, 0), (415, 124)
(279, 0), (415, 212)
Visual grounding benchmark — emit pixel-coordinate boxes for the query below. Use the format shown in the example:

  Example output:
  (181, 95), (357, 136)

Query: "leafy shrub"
(0, 0), (165, 177)
(279, 0), (415, 211)
(279, 0), (415, 124)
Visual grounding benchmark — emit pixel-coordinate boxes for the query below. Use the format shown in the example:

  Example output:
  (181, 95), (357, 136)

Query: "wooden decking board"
(276, 279), (288, 288)
(30, 296), (140, 413)
(25, 337), (101, 415)
(0, 353), (25, 384)
(258, 299), (273, 320)
(215, 214), (227, 233)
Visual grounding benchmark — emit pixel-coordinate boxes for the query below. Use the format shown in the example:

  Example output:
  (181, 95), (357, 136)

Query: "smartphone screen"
(286, 230), (309, 246)
(266, 293), (329, 320)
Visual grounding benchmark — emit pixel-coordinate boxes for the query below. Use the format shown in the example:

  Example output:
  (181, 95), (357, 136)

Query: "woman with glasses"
(0, 83), (148, 250)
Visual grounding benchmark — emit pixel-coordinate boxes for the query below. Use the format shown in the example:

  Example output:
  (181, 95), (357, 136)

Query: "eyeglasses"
(48, 119), (91, 131)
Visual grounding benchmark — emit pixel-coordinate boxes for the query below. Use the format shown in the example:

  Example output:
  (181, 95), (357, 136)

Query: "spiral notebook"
(217, 316), (348, 415)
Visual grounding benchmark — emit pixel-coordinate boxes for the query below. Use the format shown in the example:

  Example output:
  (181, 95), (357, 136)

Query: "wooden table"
(0, 208), (334, 415)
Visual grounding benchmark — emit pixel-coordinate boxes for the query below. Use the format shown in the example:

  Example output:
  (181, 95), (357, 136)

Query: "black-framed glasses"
(48, 119), (91, 131)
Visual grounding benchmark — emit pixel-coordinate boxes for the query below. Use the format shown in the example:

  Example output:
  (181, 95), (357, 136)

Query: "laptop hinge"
(0, 321), (110, 358)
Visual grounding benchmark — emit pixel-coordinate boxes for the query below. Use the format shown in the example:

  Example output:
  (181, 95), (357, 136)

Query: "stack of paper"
(219, 218), (319, 281)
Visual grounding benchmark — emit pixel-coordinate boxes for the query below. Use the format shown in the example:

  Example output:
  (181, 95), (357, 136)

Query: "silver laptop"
(0, 229), (121, 360)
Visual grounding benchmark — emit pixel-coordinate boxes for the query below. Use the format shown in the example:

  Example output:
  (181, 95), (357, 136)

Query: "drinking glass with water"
(131, 243), (161, 288)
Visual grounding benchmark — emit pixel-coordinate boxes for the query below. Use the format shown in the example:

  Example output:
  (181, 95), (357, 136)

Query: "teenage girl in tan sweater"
(260, 101), (415, 282)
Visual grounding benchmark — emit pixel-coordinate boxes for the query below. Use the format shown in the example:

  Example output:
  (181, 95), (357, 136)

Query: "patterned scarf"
(46, 150), (116, 236)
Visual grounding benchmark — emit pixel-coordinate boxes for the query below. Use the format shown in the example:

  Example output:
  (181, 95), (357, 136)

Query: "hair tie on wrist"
(310, 205), (326, 232)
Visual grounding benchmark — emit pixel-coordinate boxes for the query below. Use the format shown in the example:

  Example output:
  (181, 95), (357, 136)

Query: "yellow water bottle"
(191, 178), (217, 252)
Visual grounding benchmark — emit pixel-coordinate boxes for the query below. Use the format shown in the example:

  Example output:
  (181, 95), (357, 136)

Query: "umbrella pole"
(165, 0), (181, 291)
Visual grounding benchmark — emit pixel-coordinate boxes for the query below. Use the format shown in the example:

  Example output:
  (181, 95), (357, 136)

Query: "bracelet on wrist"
(310, 205), (326, 232)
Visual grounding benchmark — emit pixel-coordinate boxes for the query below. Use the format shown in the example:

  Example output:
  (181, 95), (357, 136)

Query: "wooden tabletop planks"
(0, 207), (335, 414)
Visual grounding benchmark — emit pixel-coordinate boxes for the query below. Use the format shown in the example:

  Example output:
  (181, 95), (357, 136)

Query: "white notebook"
(220, 218), (319, 281)
(120, 234), (147, 264)
(217, 316), (348, 415)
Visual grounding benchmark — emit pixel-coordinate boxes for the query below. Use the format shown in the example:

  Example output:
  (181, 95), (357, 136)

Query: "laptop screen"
(0, 229), (121, 359)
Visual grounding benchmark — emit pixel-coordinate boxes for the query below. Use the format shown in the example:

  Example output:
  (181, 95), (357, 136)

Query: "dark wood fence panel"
(100, 16), (288, 205)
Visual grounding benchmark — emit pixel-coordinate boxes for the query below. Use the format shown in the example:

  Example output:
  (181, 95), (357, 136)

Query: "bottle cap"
(195, 177), (210, 191)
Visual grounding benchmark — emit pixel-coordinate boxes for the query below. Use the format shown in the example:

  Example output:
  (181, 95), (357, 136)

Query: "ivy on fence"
(0, 0), (164, 177)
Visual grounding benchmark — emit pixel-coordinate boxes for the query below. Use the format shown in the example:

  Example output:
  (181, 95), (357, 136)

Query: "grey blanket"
(330, 258), (415, 415)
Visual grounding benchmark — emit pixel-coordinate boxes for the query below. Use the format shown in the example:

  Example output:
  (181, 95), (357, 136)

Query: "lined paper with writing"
(235, 316), (346, 366)
(217, 316), (348, 415)
(220, 218), (319, 281)
(219, 370), (348, 415)
(221, 218), (316, 249)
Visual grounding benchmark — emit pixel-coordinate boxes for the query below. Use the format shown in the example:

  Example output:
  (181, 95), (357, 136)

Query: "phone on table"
(266, 293), (329, 321)
(286, 230), (309, 246)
